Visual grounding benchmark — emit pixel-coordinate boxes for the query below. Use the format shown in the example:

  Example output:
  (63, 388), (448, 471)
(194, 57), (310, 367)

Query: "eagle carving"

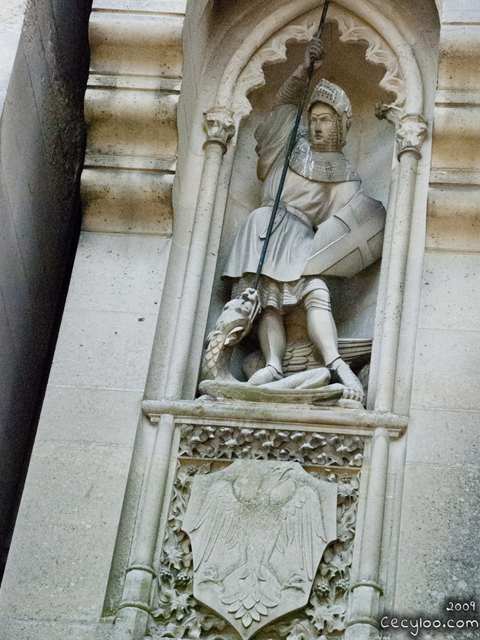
(182, 460), (337, 639)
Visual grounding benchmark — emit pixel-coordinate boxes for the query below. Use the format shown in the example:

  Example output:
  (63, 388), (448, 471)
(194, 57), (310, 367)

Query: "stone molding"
(215, 0), (423, 116)
(233, 4), (406, 117)
(142, 399), (408, 439)
(81, 7), (184, 234)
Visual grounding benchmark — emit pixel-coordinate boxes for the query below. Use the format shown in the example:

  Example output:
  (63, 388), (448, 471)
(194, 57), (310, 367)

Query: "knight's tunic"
(222, 104), (361, 290)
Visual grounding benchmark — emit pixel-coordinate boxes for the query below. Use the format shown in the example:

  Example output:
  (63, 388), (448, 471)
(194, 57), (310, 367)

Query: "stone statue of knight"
(208, 39), (386, 402)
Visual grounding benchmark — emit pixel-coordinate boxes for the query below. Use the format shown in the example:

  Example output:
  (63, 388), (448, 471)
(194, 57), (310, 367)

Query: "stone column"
(373, 114), (428, 414)
(114, 414), (176, 640)
(346, 428), (390, 639)
(346, 115), (427, 639)
(163, 107), (235, 400)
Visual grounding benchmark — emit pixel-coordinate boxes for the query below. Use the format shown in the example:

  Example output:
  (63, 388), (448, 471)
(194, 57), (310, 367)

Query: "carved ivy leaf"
(163, 534), (184, 570)
(151, 586), (193, 621)
(307, 598), (346, 633)
(348, 453), (363, 467)
(276, 618), (319, 640)
(163, 609), (227, 639)
(337, 481), (358, 503)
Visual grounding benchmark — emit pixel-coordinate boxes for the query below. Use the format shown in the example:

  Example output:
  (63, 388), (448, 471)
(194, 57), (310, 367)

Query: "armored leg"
(304, 289), (364, 402)
(304, 288), (340, 365)
(248, 308), (285, 385)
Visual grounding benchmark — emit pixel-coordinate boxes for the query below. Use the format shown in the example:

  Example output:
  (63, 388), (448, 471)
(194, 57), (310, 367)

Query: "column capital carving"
(203, 106), (235, 151)
(395, 113), (428, 158)
(375, 105), (428, 159)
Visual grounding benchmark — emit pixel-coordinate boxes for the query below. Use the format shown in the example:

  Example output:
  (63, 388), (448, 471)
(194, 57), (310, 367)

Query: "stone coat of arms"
(182, 460), (337, 639)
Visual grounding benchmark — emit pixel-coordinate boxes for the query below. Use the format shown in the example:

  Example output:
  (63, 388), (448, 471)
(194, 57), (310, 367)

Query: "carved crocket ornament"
(182, 460), (337, 639)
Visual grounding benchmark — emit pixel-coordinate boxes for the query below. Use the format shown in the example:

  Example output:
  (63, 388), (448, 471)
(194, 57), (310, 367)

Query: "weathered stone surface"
(0, 619), (98, 640)
(81, 168), (174, 235)
(407, 408), (480, 468)
(419, 251), (480, 332)
(47, 308), (157, 391)
(395, 464), (480, 614)
(426, 186), (480, 252)
(64, 233), (171, 315)
(0, 442), (133, 623)
(411, 328), (480, 411)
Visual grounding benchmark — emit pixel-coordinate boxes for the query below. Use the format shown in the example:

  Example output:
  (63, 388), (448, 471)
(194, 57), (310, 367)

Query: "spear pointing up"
(253, 0), (331, 290)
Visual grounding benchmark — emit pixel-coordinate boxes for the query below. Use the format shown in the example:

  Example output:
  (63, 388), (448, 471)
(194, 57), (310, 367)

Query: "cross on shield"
(303, 192), (386, 278)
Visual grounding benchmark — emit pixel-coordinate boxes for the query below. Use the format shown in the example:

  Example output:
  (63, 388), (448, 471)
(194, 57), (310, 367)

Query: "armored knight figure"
(217, 39), (386, 402)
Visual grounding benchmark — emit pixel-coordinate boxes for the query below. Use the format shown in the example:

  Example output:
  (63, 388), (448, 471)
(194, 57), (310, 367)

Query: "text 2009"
(446, 601), (476, 612)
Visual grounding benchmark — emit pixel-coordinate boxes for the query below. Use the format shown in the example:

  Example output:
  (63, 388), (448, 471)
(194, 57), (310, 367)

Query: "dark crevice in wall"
(0, 0), (93, 582)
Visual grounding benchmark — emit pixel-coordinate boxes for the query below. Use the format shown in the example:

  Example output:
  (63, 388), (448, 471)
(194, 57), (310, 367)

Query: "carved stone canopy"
(182, 460), (337, 640)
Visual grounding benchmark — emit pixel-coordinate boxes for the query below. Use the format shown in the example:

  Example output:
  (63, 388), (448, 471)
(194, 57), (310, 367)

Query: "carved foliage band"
(178, 424), (364, 467)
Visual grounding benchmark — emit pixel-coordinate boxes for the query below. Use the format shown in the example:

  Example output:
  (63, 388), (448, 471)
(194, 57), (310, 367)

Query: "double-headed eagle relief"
(182, 460), (337, 639)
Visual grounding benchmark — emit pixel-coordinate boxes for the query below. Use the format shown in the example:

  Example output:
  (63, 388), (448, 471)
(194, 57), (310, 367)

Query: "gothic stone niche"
(147, 426), (362, 640)
(201, 17), (396, 407)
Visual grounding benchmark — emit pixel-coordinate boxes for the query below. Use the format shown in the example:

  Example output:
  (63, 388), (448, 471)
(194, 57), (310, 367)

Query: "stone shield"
(302, 192), (386, 278)
(182, 460), (337, 640)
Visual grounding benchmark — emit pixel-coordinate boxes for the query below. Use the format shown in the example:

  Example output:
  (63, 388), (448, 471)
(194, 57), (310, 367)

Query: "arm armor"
(274, 74), (305, 107)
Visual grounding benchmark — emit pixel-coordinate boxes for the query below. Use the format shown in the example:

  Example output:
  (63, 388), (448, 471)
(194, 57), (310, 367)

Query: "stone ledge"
(430, 168), (480, 185)
(142, 398), (408, 437)
(89, 12), (184, 78)
(436, 89), (480, 106)
(84, 153), (176, 172)
(92, 0), (187, 13)
(87, 74), (182, 92)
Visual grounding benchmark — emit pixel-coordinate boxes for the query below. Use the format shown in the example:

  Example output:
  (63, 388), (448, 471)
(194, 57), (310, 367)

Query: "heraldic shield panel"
(182, 460), (338, 640)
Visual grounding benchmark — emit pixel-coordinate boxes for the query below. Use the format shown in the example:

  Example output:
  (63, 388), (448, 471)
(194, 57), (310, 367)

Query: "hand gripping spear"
(253, 0), (331, 290)
(201, 2), (332, 370)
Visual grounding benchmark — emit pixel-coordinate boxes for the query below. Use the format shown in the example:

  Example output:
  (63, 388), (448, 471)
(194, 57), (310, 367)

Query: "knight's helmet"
(307, 79), (352, 147)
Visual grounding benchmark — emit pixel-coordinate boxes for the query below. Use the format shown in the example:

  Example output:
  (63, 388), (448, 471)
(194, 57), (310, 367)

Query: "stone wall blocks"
(437, 25), (480, 92)
(431, 106), (480, 172)
(36, 386), (143, 447)
(81, 168), (173, 234)
(47, 308), (157, 390)
(89, 13), (184, 77)
(0, 618), (98, 640)
(395, 464), (480, 614)
(84, 88), (178, 158)
(426, 185), (480, 251)
(64, 232), (171, 314)
(84, 88), (178, 126)
(92, 0), (187, 11)
(0, 442), (134, 623)
(407, 408), (480, 468)
(411, 327), (480, 411)
(419, 251), (480, 332)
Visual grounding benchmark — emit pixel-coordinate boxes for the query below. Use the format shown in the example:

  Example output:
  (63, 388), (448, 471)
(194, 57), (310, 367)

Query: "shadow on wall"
(0, 0), (93, 581)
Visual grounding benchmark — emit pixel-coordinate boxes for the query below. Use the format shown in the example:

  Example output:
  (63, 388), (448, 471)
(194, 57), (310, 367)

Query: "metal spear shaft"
(253, 0), (331, 290)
